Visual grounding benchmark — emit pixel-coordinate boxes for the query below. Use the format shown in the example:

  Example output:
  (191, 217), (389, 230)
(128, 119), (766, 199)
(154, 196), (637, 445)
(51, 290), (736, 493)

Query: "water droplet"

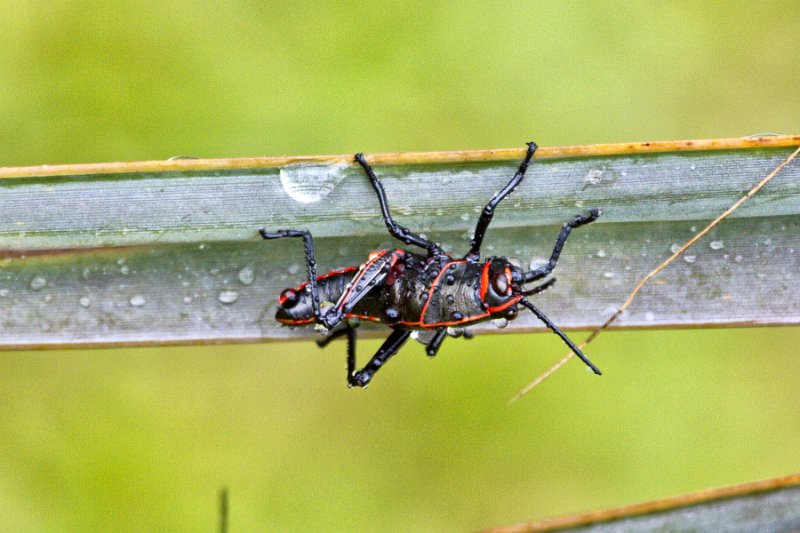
(597, 249), (607, 258)
(238, 266), (255, 285)
(199, 243), (207, 250)
(43, 294), (52, 303)
(280, 161), (349, 203)
(709, 240), (724, 250)
(117, 258), (125, 266)
(183, 296), (193, 304)
(130, 295), (146, 307)
(288, 264), (301, 275)
(120, 265), (130, 275)
(603, 272), (614, 278)
(30, 276), (47, 290)
(645, 311), (655, 322)
(683, 255), (697, 264)
(583, 169), (603, 185)
(690, 226), (698, 233)
(493, 318), (508, 329)
(460, 213), (471, 222)
(734, 255), (743, 263)
(529, 257), (548, 271)
(218, 290), (239, 304)
(670, 244), (681, 254)
(79, 296), (91, 307)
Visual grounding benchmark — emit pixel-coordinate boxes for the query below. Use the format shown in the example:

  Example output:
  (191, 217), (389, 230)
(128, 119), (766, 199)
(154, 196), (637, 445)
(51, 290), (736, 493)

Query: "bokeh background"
(1, 2), (799, 531)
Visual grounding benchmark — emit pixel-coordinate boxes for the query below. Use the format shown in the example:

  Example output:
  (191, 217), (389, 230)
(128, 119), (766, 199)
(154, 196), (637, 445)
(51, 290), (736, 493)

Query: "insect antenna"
(520, 277), (557, 296)
(518, 297), (602, 375)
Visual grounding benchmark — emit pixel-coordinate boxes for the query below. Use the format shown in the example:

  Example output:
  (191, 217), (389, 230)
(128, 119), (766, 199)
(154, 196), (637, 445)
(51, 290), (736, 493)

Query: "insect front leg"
(465, 142), (537, 261)
(349, 328), (411, 388)
(354, 153), (443, 256)
(523, 209), (600, 283)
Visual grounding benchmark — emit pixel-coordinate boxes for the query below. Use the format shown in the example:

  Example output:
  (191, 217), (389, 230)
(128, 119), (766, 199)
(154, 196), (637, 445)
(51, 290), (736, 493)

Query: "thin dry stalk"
(510, 144), (800, 403)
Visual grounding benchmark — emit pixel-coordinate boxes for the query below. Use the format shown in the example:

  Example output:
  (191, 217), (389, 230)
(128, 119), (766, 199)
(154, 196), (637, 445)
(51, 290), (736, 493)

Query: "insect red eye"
(279, 288), (299, 307)
(491, 272), (509, 295)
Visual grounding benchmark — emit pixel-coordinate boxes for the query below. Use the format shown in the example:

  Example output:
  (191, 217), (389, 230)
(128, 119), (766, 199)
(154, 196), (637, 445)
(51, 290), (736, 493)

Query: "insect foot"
(348, 370), (372, 388)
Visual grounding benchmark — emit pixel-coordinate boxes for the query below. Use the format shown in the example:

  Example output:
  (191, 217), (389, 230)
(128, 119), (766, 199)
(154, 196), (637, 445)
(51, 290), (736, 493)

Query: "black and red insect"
(261, 142), (601, 387)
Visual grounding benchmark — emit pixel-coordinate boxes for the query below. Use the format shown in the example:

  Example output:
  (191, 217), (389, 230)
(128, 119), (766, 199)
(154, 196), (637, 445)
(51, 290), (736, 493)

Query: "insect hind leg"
(355, 153), (443, 256)
(259, 228), (334, 328)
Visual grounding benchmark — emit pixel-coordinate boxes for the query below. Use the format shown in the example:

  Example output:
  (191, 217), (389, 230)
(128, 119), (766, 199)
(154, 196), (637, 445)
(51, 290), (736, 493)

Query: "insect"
(261, 142), (602, 387)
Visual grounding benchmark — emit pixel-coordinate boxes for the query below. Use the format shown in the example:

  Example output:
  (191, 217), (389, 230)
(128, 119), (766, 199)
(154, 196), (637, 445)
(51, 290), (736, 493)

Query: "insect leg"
(523, 209), (600, 283)
(425, 328), (448, 357)
(316, 324), (361, 383)
(465, 142), (537, 261)
(354, 153), (443, 255)
(349, 328), (411, 388)
(519, 298), (602, 375)
(316, 324), (352, 348)
(259, 229), (323, 321)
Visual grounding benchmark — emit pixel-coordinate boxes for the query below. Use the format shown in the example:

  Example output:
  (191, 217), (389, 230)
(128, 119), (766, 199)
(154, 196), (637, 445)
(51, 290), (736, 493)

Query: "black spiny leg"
(259, 229), (322, 321)
(316, 325), (354, 348)
(519, 298), (602, 375)
(523, 209), (600, 283)
(316, 325), (359, 383)
(355, 153), (443, 256)
(316, 326), (359, 383)
(425, 328), (448, 357)
(465, 142), (537, 261)
(349, 328), (411, 388)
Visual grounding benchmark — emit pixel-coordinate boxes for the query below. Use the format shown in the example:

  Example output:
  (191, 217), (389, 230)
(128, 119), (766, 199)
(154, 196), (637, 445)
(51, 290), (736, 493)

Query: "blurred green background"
(1, 2), (799, 531)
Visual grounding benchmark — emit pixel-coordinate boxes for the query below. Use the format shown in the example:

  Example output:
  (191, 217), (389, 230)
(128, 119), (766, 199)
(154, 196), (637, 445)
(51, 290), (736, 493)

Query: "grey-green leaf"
(0, 137), (798, 348)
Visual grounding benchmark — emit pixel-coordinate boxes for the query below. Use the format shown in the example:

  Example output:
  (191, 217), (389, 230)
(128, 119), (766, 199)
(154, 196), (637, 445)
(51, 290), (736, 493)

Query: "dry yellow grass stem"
(510, 144), (800, 403)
